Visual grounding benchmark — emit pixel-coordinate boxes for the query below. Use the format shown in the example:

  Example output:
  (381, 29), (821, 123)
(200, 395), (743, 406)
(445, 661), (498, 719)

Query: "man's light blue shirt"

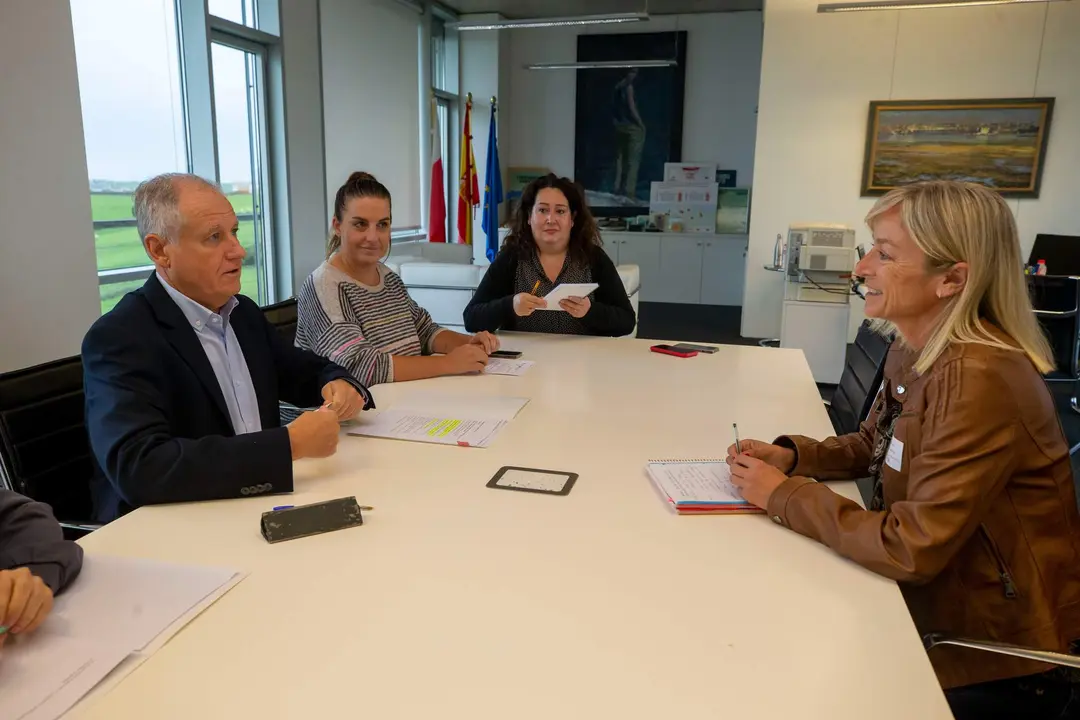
(157, 274), (262, 435)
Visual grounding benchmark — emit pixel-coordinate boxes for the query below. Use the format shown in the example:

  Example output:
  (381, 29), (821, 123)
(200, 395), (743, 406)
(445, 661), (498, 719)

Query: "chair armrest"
(923, 633), (1080, 670)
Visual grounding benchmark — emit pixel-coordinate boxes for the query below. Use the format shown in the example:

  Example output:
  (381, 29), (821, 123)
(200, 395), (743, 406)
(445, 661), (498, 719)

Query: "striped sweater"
(295, 262), (445, 386)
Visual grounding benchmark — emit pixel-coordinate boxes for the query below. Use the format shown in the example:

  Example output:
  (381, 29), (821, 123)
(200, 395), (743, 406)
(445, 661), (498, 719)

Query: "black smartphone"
(490, 350), (523, 359)
(671, 343), (719, 354)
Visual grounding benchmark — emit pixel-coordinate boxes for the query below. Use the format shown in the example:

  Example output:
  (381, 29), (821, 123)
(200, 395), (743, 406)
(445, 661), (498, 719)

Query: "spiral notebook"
(645, 459), (762, 515)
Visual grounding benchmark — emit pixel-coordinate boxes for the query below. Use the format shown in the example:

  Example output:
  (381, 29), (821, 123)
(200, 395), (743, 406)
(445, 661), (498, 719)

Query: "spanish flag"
(457, 96), (479, 245)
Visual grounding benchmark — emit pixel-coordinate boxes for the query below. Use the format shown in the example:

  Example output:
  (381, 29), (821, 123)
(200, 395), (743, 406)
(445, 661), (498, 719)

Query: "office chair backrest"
(0, 356), (94, 522)
(1070, 444), (1080, 514)
(263, 297), (298, 346)
(829, 321), (893, 436)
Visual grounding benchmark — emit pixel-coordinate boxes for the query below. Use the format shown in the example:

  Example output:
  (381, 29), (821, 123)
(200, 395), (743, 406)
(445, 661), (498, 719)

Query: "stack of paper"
(645, 460), (762, 515)
(0, 555), (245, 720)
(348, 392), (530, 448)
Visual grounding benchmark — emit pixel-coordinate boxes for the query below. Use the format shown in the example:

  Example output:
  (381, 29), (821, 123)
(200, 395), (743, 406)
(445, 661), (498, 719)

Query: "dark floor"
(636, 301), (1080, 443)
(636, 302), (761, 347)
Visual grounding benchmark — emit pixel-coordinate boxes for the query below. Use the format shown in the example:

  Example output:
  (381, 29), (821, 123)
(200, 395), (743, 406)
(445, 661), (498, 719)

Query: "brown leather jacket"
(768, 327), (1080, 689)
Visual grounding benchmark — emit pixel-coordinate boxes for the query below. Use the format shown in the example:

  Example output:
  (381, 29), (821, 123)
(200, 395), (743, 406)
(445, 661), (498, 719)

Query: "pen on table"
(272, 505), (374, 512)
(531, 279), (541, 295)
(733, 423), (742, 454)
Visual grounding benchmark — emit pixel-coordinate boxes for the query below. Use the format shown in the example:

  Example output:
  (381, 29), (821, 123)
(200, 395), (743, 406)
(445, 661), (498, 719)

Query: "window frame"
(88, 0), (289, 308)
(208, 29), (275, 304)
(425, 1), (459, 244)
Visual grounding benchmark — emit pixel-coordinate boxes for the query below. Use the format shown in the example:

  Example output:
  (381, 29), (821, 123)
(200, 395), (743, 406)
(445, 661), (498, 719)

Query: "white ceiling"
(441, 0), (763, 17)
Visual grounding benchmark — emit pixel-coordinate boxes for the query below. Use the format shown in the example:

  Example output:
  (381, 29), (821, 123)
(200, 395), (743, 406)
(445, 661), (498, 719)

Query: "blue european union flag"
(482, 107), (503, 263)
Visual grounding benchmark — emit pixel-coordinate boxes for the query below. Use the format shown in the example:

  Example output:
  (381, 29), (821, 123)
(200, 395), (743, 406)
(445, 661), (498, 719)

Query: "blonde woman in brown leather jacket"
(728, 180), (1080, 719)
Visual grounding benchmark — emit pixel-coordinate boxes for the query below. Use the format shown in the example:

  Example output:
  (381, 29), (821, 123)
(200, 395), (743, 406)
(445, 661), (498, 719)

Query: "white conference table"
(73, 334), (953, 720)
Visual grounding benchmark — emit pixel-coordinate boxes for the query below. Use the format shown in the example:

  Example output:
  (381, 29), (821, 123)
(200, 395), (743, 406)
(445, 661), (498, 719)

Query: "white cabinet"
(656, 235), (705, 304)
(598, 230), (746, 306)
(701, 236), (747, 306)
(615, 235), (661, 303)
(781, 300), (850, 384)
(601, 233), (660, 302)
(602, 237), (619, 266)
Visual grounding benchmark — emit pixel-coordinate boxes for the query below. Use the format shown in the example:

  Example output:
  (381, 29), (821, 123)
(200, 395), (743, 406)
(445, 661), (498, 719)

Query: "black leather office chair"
(0, 356), (100, 539)
(263, 297), (298, 346)
(827, 321), (893, 436)
(263, 298), (304, 423)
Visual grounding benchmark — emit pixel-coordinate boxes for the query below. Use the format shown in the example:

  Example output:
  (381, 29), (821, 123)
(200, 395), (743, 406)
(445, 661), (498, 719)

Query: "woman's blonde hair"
(865, 180), (1054, 375)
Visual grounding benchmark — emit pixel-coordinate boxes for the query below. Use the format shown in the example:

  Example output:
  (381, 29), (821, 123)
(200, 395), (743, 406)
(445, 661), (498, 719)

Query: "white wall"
(279, 0), (330, 291)
(743, 1), (1080, 341)
(503, 13), (763, 187)
(321, 0), (422, 230)
(0, 0), (100, 372)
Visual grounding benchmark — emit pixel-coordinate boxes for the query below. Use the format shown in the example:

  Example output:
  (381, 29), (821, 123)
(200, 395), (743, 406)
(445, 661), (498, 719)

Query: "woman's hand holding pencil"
(513, 281), (548, 317)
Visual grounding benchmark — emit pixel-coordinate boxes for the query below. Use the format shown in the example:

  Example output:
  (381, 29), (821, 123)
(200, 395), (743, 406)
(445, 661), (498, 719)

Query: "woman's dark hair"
(504, 173), (601, 267)
(327, 171), (392, 259)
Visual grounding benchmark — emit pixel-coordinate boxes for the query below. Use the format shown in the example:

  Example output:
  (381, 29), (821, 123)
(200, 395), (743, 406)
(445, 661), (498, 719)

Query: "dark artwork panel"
(574, 31), (687, 217)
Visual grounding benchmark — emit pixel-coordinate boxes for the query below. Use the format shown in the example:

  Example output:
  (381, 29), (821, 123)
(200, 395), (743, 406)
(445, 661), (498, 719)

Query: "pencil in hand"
(531, 280), (541, 296)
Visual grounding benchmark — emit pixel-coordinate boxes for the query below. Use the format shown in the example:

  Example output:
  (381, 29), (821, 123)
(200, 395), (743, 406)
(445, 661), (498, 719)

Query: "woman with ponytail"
(295, 172), (499, 386)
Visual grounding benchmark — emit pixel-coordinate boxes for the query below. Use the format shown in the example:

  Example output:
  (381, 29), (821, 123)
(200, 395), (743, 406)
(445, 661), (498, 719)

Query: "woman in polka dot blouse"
(464, 174), (635, 337)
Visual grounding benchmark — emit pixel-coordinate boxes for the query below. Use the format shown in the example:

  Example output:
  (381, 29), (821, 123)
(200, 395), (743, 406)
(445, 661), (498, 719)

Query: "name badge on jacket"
(885, 436), (904, 472)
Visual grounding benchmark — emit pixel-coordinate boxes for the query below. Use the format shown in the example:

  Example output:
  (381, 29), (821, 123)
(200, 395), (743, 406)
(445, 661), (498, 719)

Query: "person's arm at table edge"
(83, 319), (295, 509)
(769, 384), (886, 480)
(251, 295), (373, 410)
(0, 490), (83, 594)
(772, 420), (877, 482)
(766, 360), (1018, 584)
(464, 249), (518, 333)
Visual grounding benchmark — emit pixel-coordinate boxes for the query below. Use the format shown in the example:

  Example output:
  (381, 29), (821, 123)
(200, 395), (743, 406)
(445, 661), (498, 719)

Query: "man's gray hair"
(133, 173), (221, 242)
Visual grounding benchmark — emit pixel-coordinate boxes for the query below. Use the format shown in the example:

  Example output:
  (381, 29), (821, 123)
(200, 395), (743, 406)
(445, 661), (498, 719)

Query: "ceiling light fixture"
(448, 12), (649, 31)
(525, 59), (677, 71)
(818, 0), (1068, 12)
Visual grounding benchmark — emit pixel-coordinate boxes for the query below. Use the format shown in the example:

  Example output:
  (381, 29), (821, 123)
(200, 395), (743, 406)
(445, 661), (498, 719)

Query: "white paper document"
(54, 555), (244, 653)
(350, 411), (508, 448)
(0, 635), (131, 720)
(0, 555), (245, 720)
(645, 461), (746, 505)
(347, 392), (530, 448)
(484, 358), (535, 376)
(536, 283), (599, 310)
(387, 391), (529, 420)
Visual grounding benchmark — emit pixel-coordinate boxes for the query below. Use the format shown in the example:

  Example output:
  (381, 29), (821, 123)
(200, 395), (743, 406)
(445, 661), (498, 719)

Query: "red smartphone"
(650, 344), (698, 358)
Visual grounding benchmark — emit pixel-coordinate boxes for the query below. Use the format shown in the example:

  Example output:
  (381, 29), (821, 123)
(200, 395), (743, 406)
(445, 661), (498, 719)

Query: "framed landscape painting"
(861, 98), (1055, 198)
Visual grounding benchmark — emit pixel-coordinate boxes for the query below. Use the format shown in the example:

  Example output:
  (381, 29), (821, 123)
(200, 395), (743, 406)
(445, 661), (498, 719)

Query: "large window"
(71, 0), (279, 314)
(211, 39), (272, 303)
(71, 0), (187, 314)
(207, 0), (257, 28)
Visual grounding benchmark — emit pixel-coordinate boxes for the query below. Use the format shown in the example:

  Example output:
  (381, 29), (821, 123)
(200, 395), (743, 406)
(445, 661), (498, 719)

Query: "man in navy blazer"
(83, 173), (373, 523)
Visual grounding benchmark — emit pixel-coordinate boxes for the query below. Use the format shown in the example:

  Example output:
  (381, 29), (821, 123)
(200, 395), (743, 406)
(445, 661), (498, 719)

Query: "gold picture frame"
(861, 97), (1055, 198)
